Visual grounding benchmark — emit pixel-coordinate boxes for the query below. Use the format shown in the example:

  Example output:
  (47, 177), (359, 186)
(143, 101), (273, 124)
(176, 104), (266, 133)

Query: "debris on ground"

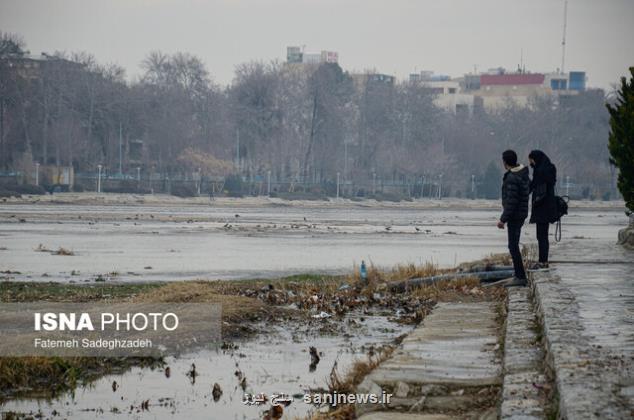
(212, 383), (222, 401)
(33, 244), (75, 256)
(309, 346), (321, 372)
(53, 247), (74, 256)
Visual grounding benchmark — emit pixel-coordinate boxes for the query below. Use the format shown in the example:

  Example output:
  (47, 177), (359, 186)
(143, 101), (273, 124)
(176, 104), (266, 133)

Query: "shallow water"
(0, 204), (625, 283)
(1, 312), (413, 419)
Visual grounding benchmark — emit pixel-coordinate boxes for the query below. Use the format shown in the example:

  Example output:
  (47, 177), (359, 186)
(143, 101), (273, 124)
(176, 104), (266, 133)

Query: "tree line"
(0, 31), (616, 198)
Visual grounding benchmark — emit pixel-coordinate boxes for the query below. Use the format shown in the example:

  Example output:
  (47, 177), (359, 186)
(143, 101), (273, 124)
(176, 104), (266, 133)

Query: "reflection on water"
(1, 312), (413, 419)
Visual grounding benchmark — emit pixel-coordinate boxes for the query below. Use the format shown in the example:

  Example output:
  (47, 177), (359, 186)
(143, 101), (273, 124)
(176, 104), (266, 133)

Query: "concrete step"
(356, 301), (503, 417)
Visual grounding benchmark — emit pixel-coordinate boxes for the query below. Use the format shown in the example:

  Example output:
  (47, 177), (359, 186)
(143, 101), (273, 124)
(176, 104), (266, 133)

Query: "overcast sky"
(1, 0), (632, 89)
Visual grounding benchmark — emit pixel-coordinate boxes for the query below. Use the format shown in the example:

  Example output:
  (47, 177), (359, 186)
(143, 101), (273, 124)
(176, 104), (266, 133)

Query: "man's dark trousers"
(507, 221), (527, 280)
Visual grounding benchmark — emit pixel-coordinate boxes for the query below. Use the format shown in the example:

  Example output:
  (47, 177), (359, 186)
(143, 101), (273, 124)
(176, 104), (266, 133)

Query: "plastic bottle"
(360, 260), (367, 283)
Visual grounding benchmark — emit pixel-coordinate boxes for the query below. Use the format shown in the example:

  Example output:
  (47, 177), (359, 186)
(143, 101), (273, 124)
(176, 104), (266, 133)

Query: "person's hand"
(497, 220), (505, 229)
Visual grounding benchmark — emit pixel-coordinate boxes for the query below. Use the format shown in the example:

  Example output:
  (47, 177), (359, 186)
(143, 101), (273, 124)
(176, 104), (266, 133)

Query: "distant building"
(369, 73), (395, 84)
(467, 69), (586, 111)
(409, 71), (474, 115)
(0, 52), (82, 79)
(321, 50), (339, 64)
(302, 53), (321, 64)
(286, 46), (303, 64)
(351, 72), (395, 92)
(407, 67), (588, 113)
(286, 46), (338, 65)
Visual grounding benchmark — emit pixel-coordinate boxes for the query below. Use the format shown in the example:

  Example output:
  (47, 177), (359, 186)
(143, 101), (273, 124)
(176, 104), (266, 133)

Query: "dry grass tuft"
(347, 261), (444, 286)
(456, 252), (511, 272)
(328, 347), (394, 395)
(135, 281), (269, 324)
(309, 346), (395, 420)
(0, 356), (160, 398)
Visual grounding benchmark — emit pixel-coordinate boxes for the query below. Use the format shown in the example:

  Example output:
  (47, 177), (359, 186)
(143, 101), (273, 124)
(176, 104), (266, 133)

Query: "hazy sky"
(1, 0), (632, 89)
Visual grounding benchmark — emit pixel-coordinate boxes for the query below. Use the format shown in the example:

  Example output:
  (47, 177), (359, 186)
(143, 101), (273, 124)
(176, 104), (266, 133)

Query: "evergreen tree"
(607, 67), (634, 211)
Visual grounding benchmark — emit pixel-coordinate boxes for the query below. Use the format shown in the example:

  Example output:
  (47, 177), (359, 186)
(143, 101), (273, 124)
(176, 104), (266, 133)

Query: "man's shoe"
(528, 262), (550, 271)
(504, 277), (528, 288)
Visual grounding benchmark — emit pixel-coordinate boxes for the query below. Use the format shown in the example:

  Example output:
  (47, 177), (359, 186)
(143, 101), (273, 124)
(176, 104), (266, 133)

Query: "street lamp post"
(438, 174), (443, 199)
(471, 174), (475, 198)
(566, 175), (570, 196)
(336, 172), (340, 199)
(267, 170), (271, 196)
(372, 172), (376, 196)
(35, 162), (40, 186)
(97, 165), (102, 193)
(118, 122), (123, 176)
(197, 168), (202, 195)
(235, 128), (240, 173)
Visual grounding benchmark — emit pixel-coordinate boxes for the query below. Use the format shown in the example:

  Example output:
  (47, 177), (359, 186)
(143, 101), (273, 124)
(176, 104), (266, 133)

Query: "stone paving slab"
(532, 241), (634, 419)
(500, 288), (546, 419)
(356, 302), (502, 417)
(366, 302), (501, 389)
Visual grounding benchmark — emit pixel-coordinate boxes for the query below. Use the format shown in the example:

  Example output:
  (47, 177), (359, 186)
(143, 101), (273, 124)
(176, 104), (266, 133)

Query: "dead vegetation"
(0, 356), (162, 401)
(306, 345), (396, 420)
(135, 281), (275, 336)
(0, 254), (511, 406)
(53, 247), (74, 256)
(34, 244), (75, 256)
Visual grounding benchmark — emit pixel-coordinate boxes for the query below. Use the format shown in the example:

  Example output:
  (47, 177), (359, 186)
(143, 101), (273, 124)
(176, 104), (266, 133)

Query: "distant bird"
(303, 217), (307, 222)
(385, 226), (392, 231)
(234, 214), (240, 218)
(415, 227), (421, 232)
(112, 380), (118, 392)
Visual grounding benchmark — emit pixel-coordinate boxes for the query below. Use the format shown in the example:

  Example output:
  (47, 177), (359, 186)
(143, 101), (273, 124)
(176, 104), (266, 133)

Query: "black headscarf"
(529, 150), (556, 186)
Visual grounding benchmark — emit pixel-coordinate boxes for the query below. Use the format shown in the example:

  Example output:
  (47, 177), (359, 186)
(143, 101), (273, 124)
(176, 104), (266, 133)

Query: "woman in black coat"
(528, 150), (557, 267)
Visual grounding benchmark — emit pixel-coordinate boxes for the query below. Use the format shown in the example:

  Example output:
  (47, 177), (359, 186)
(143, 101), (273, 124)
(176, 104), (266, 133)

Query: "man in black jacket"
(497, 150), (530, 287)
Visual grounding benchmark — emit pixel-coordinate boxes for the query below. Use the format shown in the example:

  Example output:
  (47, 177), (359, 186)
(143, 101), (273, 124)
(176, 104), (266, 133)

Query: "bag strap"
(555, 218), (562, 242)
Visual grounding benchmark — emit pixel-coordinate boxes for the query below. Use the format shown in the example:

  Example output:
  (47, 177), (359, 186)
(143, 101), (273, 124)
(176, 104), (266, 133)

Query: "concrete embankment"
(531, 241), (634, 419)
